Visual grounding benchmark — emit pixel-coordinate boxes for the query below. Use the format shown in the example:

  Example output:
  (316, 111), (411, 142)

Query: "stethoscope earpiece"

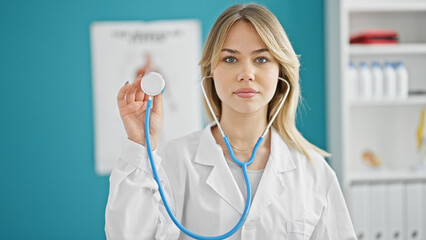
(141, 72), (165, 96)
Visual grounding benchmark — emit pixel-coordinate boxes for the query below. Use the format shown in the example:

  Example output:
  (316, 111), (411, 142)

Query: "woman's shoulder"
(290, 146), (337, 183)
(157, 125), (214, 160)
(271, 128), (336, 180)
(156, 125), (217, 175)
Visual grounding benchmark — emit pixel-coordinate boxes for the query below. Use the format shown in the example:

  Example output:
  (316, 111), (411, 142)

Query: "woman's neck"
(218, 106), (269, 150)
(211, 106), (271, 168)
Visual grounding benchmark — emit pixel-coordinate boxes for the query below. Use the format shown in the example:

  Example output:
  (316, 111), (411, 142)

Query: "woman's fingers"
(119, 73), (162, 115)
(135, 85), (145, 102)
(117, 82), (131, 108)
(126, 75), (143, 105)
(152, 93), (163, 115)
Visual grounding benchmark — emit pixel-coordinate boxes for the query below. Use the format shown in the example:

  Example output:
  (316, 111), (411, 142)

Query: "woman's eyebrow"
(221, 48), (269, 54)
(221, 48), (239, 54)
(252, 48), (268, 54)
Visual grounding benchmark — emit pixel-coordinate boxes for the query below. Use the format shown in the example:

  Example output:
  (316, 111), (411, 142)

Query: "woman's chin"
(232, 105), (266, 115)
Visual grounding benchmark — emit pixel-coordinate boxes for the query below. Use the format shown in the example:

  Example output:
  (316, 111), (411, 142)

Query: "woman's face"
(212, 20), (280, 116)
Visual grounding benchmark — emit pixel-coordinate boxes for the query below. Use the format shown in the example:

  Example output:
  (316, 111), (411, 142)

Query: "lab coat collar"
(194, 122), (297, 217)
(246, 126), (297, 222)
(194, 122), (246, 214)
(269, 126), (297, 173)
(194, 122), (296, 171)
(193, 122), (221, 167)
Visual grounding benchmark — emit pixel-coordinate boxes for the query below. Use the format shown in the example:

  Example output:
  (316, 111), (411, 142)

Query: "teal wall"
(0, 0), (325, 239)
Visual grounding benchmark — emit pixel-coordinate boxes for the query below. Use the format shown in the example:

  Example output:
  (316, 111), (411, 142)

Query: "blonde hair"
(199, 3), (330, 160)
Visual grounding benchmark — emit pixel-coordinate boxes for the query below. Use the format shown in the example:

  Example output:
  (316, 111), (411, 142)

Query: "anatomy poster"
(90, 20), (202, 175)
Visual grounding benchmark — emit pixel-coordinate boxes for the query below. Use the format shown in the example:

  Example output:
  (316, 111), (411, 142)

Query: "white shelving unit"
(349, 44), (426, 55)
(326, 0), (426, 189)
(346, 0), (426, 12)
(350, 96), (426, 106)
(349, 169), (426, 183)
(326, 1), (426, 238)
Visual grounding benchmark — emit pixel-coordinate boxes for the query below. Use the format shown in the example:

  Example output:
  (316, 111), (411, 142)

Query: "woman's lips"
(234, 88), (259, 98)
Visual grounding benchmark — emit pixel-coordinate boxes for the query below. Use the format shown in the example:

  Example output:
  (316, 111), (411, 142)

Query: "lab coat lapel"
(194, 124), (246, 215)
(246, 128), (296, 222)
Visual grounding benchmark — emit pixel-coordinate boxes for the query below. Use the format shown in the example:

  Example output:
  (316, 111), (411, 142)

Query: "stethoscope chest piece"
(141, 72), (165, 96)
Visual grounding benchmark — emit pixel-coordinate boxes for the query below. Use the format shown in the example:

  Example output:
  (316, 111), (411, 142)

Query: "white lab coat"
(105, 123), (356, 240)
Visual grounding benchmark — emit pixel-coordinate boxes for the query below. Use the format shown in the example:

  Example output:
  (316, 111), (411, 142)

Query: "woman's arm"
(106, 69), (178, 239)
(105, 139), (180, 240)
(310, 173), (357, 240)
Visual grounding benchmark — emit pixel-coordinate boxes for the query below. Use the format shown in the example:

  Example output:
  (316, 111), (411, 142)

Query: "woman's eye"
(256, 57), (268, 63)
(224, 56), (237, 63)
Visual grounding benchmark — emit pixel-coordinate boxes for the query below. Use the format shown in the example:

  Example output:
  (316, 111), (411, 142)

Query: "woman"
(106, 3), (356, 239)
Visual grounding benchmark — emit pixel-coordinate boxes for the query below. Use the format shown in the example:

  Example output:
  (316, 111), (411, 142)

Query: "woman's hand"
(117, 75), (163, 149)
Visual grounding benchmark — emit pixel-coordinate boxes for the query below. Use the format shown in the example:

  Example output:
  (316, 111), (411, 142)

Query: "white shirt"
(225, 157), (264, 202)
(105, 123), (356, 240)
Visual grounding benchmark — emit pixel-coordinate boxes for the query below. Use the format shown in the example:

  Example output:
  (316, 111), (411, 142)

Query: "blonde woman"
(106, 3), (356, 239)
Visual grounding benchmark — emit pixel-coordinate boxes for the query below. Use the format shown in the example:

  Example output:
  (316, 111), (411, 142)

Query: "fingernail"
(137, 74), (142, 79)
(124, 81), (129, 86)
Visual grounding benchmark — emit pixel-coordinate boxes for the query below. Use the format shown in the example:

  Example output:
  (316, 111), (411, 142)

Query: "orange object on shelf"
(362, 150), (382, 167)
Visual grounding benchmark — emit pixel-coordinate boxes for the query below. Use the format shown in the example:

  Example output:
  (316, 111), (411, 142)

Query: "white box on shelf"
(387, 183), (404, 240)
(350, 184), (371, 240)
(405, 182), (424, 240)
(370, 183), (387, 240)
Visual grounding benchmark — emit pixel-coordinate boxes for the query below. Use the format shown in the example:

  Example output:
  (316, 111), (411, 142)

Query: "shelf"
(349, 169), (426, 183)
(350, 96), (426, 106)
(326, 0), (426, 193)
(349, 43), (426, 55)
(346, 1), (426, 12)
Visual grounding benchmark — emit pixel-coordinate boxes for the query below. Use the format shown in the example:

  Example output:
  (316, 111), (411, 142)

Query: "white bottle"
(348, 62), (359, 100)
(371, 62), (384, 99)
(359, 62), (373, 99)
(383, 62), (397, 99)
(395, 61), (409, 99)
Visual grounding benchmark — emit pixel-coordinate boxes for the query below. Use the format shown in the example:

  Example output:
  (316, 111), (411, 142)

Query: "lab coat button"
(245, 221), (255, 230)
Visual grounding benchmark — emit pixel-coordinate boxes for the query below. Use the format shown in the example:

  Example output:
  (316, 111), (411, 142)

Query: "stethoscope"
(141, 72), (290, 240)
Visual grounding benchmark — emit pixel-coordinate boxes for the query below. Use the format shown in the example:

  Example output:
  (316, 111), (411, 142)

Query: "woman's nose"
(237, 61), (255, 81)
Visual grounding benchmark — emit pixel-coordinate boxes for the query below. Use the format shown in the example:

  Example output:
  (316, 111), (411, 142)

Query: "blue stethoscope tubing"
(144, 76), (290, 239)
